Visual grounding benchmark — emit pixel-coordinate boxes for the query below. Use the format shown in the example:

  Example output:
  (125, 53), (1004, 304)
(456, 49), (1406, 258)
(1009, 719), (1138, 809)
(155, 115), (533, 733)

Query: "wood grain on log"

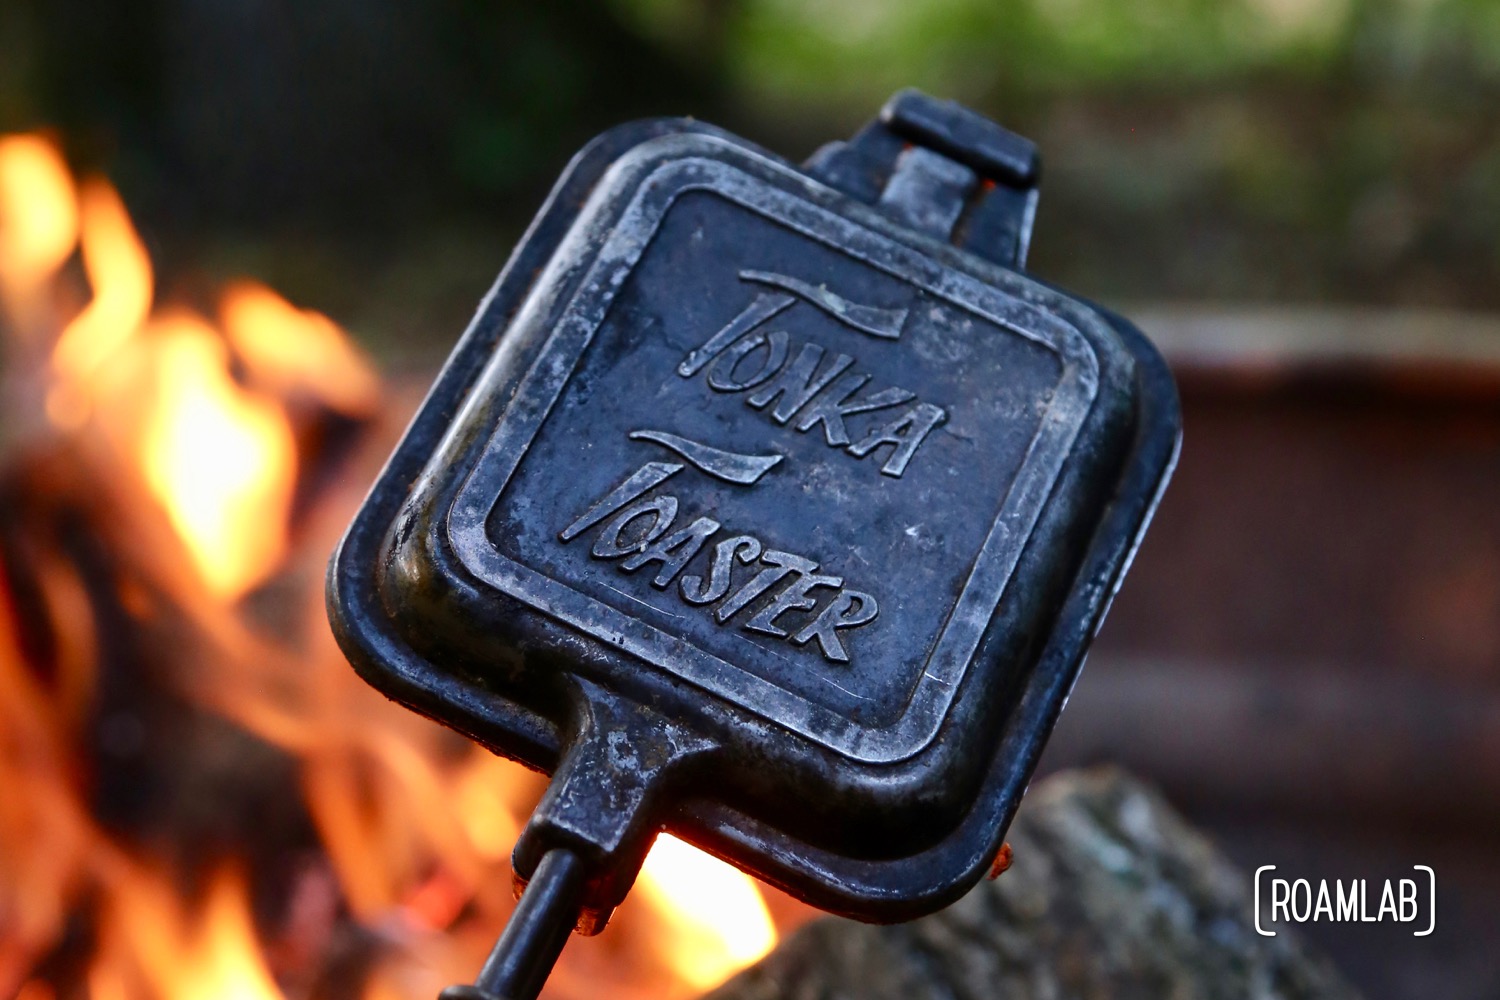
(710, 768), (1362, 1000)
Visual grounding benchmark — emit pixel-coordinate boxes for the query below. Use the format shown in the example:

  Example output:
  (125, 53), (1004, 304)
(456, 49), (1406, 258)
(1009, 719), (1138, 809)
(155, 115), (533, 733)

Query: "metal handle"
(438, 684), (712, 998)
(802, 88), (1042, 269)
(438, 847), (589, 1000)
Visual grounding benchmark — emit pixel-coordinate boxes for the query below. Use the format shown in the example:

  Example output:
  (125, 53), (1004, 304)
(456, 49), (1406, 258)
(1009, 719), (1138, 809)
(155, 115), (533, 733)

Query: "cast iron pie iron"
(327, 90), (1180, 1000)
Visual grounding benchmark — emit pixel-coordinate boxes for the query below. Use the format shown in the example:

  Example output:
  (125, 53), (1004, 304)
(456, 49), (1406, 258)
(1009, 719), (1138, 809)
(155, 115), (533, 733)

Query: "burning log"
(0, 129), (802, 1000)
(709, 768), (1363, 1000)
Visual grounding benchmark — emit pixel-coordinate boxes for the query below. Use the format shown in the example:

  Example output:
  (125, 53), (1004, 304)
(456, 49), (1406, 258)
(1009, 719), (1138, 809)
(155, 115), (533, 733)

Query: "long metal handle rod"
(438, 847), (589, 1000)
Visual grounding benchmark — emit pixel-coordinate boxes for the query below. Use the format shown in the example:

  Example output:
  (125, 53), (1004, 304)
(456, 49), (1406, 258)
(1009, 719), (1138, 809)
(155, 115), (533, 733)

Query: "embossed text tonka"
(677, 269), (948, 479)
(327, 90), (1181, 1000)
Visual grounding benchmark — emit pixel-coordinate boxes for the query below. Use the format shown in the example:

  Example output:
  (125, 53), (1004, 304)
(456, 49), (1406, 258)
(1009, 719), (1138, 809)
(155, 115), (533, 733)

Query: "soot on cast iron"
(327, 90), (1181, 1000)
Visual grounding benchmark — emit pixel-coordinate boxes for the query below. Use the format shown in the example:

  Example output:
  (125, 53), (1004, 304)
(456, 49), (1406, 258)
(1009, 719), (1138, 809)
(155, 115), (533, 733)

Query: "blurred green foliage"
(1, 0), (1497, 350)
(615, 0), (1500, 310)
(613, 0), (1500, 102)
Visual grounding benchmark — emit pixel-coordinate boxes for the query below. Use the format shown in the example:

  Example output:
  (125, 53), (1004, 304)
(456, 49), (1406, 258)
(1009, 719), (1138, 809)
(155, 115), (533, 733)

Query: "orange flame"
(24, 140), (297, 598)
(94, 866), (284, 1000)
(135, 311), (298, 597)
(49, 178), (153, 390)
(0, 130), (793, 1000)
(0, 134), (78, 333)
(221, 281), (380, 416)
(638, 836), (778, 991)
(0, 557), (96, 980)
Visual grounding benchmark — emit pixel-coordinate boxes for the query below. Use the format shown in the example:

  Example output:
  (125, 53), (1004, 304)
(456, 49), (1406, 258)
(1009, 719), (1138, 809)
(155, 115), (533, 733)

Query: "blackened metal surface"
(880, 89), (1041, 186)
(443, 146), (1101, 764)
(327, 94), (1180, 924)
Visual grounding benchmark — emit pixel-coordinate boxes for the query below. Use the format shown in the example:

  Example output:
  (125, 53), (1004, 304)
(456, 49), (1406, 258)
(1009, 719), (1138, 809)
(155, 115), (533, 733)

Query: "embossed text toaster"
(327, 90), (1181, 1000)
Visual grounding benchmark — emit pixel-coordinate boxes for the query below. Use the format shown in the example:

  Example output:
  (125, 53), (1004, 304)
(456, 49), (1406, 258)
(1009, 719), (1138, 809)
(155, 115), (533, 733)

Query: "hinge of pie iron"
(804, 89), (1041, 271)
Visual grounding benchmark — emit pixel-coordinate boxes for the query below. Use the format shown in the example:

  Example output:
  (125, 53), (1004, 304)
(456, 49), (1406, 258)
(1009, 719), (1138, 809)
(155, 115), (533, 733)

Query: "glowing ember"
(0, 130), (797, 1000)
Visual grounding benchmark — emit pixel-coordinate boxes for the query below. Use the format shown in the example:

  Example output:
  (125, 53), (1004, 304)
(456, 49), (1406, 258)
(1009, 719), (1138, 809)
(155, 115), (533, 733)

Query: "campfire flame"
(0, 131), (796, 1000)
(92, 865), (283, 1000)
(638, 837), (777, 992)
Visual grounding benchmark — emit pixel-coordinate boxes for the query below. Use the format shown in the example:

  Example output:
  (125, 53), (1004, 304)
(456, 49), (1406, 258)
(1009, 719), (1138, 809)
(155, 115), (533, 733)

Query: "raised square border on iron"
(444, 136), (1102, 765)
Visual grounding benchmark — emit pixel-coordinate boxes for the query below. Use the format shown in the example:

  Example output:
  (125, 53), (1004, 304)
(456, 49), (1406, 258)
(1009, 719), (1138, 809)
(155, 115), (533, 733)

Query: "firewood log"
(710, 767), (1362, 1000)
